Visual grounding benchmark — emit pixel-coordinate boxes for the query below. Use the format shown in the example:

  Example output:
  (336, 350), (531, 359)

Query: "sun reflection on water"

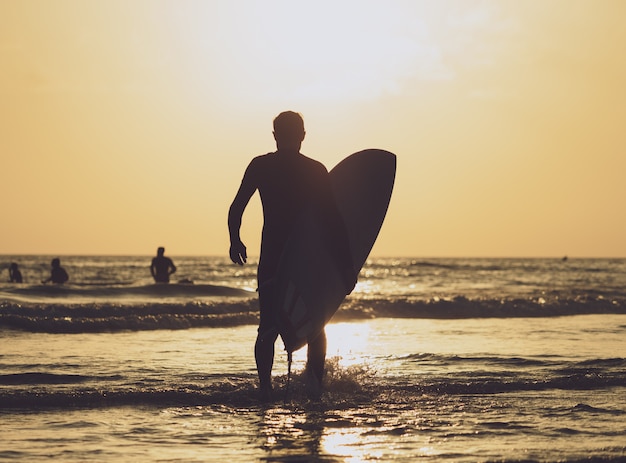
(325, 322), (372, 368)
(287, 321), (372, 370)
(321, 429), (383, 462)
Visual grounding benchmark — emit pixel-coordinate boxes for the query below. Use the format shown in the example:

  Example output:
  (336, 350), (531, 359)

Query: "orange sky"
(1, 0), (625, 257)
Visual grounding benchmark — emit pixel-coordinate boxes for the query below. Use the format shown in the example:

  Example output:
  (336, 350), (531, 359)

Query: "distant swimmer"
(150, 247), (177, 283)
(42, 258), (69, 284)
(8, 263), (23, 283)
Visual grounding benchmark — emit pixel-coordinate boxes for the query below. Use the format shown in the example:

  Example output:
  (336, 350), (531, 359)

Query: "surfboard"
(273, 149), (396, 354)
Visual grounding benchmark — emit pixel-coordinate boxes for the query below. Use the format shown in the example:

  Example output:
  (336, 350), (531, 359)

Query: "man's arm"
(228, 168), (257, 265)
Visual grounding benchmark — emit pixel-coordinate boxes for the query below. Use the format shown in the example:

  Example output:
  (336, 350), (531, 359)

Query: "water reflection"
(256, 404), (410, 462)
(257, 406), (329, 461)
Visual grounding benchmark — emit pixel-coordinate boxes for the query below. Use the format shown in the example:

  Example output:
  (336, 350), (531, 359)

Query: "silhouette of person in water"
(150, 247), (177, 283)
(228, 111), (356, 400)
(42, 258), (69, 284)
(8, 263), (23, 283)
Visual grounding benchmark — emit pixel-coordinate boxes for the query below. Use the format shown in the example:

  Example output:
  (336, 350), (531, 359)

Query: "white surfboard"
(273, 149), (396, 353)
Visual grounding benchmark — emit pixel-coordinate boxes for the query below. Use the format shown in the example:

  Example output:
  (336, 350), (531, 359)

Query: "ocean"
(1, 255), (625, 462)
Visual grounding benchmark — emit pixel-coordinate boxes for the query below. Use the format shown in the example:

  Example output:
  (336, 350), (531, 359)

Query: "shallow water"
(2, 315), (625, 462)
(2, 256), (625, 461)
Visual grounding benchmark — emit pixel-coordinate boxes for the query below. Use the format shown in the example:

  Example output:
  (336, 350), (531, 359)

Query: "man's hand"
(229, 241), (248, 265)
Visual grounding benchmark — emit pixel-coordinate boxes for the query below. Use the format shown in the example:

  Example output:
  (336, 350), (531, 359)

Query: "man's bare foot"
(259, 384), (273, 402)
(306, 369), (322, 400)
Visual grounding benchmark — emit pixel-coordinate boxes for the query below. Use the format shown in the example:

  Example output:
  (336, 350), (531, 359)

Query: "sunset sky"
(1, 0), (625, 257)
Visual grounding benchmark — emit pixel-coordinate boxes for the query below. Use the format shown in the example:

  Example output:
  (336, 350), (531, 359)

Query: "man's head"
(157, 247), (165, 256)
(273, 111), (305, 150)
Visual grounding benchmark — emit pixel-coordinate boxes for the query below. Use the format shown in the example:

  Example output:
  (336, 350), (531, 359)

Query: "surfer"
(8, 263), (23, 283)
(150, 247), (177, 283)
(42, 258), (69, 284)
(228, 111), (356, 400)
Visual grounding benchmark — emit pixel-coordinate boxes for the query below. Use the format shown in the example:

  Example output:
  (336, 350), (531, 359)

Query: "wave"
(2, 357), (625, 410)
(1, 295), (625, 333)
(0, 283), (253, 302)
(0, 301), (260, 333)
(398, 353), (626, 376)
(0, 372), (99, 385)
(335, 295), (626, 320)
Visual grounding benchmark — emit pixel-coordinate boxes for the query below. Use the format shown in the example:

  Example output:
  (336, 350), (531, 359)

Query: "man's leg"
(306, 328), (327, 398)
(255, 327), (278, 398)
(256, 283), (278, 400)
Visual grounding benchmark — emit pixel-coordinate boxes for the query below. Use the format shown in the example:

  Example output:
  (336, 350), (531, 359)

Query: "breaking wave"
(1, 294), (624, 333)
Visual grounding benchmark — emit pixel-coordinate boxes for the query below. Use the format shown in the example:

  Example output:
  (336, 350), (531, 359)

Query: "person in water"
(150, 247), (177, 283)
(8, 263), (23, 283)
(228, 111), (356, 400)
(42, 258), (69, 284)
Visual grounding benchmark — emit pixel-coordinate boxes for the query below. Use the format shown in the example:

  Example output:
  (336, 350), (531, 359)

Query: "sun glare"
(210, 1), (442, 106)
(325, 322), (372, 367)
(287, 322), (371, 369)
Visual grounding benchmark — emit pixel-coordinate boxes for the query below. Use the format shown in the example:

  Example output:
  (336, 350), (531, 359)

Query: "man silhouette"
(9, 263), (23, 283)
(150, 247), (177, 283)
(228, 111), (355, 400)
(42, 258), (69, 284)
